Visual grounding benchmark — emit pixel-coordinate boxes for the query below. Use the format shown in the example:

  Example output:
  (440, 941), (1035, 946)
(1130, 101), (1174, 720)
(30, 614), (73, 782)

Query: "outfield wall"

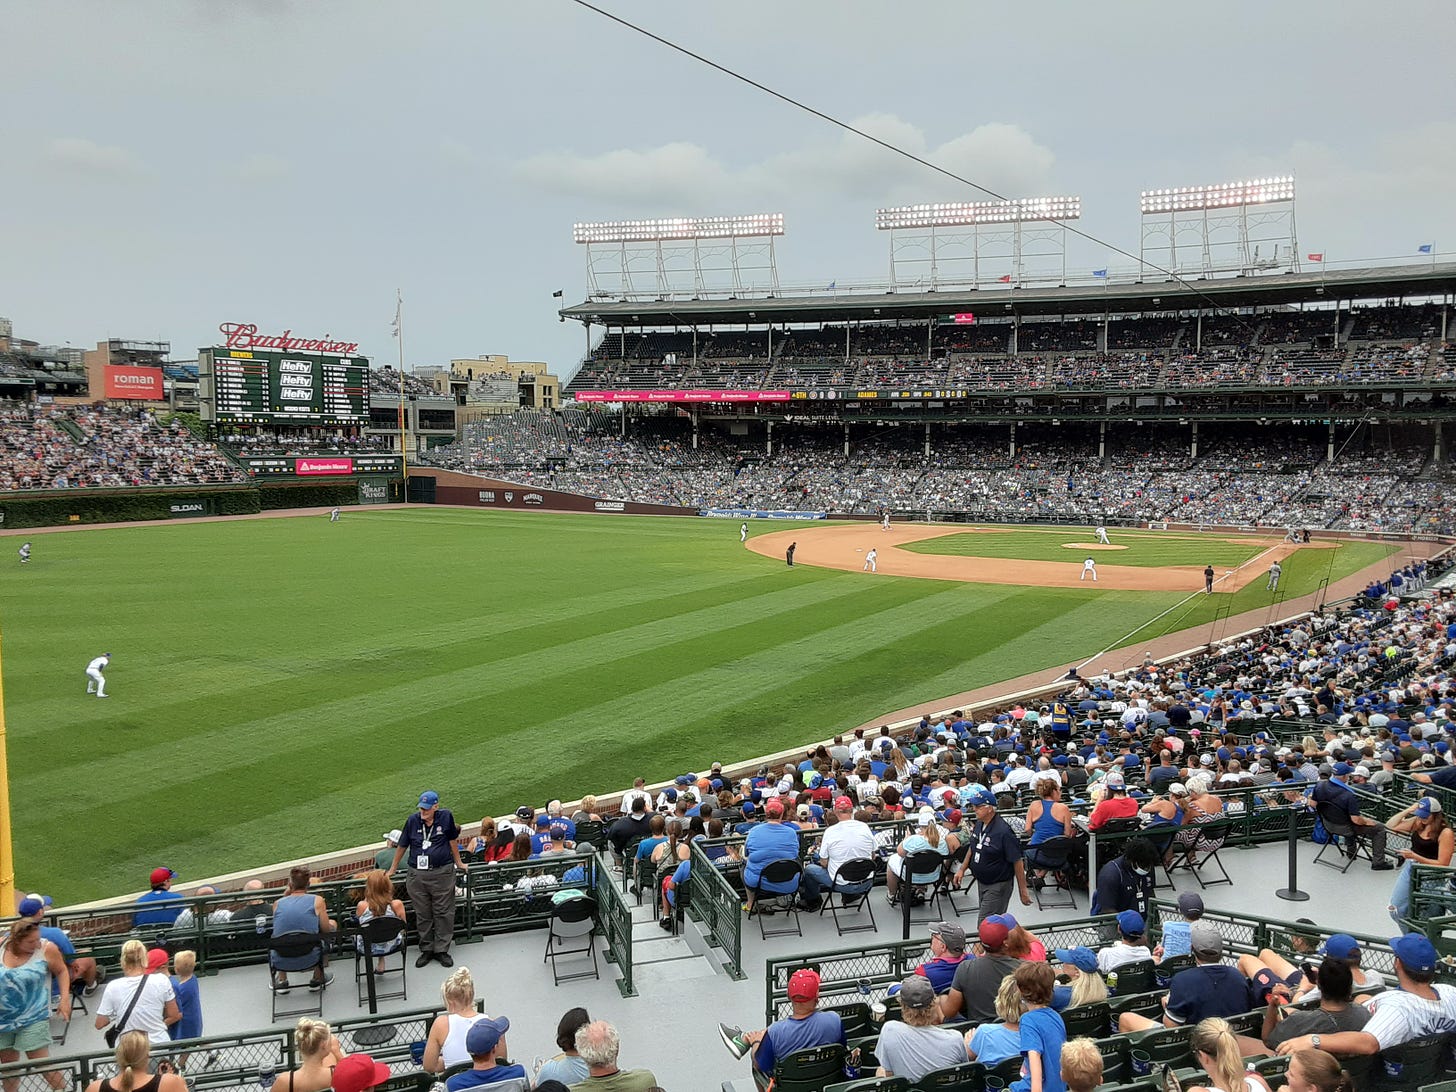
(409, 467), (698, 516)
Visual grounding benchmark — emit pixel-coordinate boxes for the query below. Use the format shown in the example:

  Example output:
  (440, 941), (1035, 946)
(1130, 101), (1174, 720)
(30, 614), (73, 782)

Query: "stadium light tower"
(1138, 176), (1298, 278)
(572, 214), (784, 300)
(875, 197), (1081, 290)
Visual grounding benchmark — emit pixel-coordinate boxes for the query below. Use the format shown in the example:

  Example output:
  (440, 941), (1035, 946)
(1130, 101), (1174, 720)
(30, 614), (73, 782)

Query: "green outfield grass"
(0, 511), (1395, 903)
(904, 528), (1267, 568)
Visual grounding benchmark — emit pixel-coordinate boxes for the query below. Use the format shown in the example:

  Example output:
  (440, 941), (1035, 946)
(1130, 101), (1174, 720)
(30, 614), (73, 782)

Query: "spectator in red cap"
(330, 1053), (391, 1092)
(718, 968), (846, 1071)
(800, 795), (875, 904)
(942, 919), (1022, 1023)
(133, 869), (182, 928)
(742, 799), (804, 914)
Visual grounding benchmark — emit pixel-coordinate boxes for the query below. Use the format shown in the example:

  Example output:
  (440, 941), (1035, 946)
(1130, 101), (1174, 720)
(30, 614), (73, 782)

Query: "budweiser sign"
(219, 322), (359, 356)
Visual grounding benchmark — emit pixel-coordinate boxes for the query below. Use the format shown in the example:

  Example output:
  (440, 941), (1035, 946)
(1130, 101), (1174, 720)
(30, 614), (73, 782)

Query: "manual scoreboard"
(200, 347), (369, 425)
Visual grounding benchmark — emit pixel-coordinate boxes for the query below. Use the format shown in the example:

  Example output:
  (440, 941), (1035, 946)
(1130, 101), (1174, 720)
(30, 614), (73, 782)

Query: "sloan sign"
(105, 366), (164, 400)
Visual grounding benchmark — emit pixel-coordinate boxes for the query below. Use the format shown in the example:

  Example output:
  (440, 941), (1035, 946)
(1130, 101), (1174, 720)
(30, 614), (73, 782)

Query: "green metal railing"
(0, 1004), (442, 1092)
(593, 851), (636, 997)
(686, 839), (746, 980)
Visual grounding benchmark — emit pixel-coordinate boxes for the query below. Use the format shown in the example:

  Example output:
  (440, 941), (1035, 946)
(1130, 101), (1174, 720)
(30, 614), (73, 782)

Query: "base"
(1275, 888), (1311, 902)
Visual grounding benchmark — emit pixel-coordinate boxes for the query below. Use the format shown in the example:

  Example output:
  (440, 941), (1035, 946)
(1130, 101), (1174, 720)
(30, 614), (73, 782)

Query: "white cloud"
(42, 137), (145, 179)
(512, 116), (1057, 212)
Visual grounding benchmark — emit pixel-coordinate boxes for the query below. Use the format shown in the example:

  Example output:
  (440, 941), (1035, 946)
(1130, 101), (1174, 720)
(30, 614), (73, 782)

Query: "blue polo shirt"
(755, 1010), (844, 1073)
(744, 822), (801, 892)
(134, 889), (183, 927)
(1165, 964), (1254, 1025)
(445, 1064), (529, 1090)
(401, 808), (460, 870)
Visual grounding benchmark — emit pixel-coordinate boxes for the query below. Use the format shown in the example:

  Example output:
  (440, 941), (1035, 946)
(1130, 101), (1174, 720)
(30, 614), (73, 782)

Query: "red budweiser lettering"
(220, 322), (359, 356)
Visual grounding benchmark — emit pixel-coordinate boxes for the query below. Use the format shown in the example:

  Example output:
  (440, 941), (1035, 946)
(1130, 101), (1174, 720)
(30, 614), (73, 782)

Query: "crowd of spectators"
(420, 413), (1456, 533)
(216, 428), (389, 457)
(368, 367), (441, 399)
(0, 402), (245, 491)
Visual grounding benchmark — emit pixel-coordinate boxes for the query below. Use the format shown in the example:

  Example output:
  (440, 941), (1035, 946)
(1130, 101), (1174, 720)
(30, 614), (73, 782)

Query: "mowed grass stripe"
(10, 568), (886, 796)
(904, 529), (1265, 567)
(54, 578), (1002, 889)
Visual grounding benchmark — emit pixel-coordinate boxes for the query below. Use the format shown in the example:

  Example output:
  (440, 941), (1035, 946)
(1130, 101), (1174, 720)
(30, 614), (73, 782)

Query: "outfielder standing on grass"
(18, 542), (30, 564)
(85, 653), (110, 698)
(1267, 560), (1283, 591)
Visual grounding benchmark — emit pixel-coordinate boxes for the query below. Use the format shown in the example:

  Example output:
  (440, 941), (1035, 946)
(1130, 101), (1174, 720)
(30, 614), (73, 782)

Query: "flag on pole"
(997, 274), (1012, 283)
(1092, 268), (1108, 278)
(552, 289), (564, 298)
(1306, 253), (1324, 262)
(391, 290), (402, 338)
(1418, 243), (1434, 254)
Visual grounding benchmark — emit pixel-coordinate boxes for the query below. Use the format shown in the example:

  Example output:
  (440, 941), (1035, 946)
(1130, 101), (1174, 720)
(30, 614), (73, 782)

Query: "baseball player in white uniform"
(1267, 560), (1283, 591)
(1095, 525), (1110, 545)
(18, 542), (30, 564)
(740, 522), (748, 543)
(881, 512), (891, 531)
(1081, 557), (1097, 582)
(863, 548), (878, 573)
(85, 653), (111, 698)
(330, 507), (340, 522)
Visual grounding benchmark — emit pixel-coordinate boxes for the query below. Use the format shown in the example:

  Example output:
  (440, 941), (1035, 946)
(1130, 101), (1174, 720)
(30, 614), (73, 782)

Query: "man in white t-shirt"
(1098, 911), (1157, 974)
(85, 653), (110, 698)
(801, 796), (876, 902)
(1276, 933), (1456, 1058)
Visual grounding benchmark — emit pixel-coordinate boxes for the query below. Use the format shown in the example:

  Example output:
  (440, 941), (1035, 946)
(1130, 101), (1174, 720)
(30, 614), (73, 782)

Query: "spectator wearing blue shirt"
(741, 799), (802, 912)
(1010, 961), (1067, 1092)
(134, 868), (183, 928)
(718, 968), (846, 1070)
(1119, 921), (1254, 1032)
(168, 950), (202, 1042)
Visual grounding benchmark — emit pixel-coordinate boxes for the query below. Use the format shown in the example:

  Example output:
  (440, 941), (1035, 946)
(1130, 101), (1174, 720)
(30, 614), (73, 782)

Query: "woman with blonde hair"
(1171, 772), (1225, 866)
(267, 1019), (342, 1092)
(83, 1031), (187, 1092)
(353, 870), (407, 974)
(95, 940), (179, 1045)
(422, 967), (484, 1073)
(1279, 1049), (1353, 1092)
(885, 808), (948, 906)
(964, 974), (1024, 1064)
(1187, 1017), (1271, 1092)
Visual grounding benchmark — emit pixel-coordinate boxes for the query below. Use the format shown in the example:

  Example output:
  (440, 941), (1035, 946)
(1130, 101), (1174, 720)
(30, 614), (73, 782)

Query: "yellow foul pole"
(0, 624), (15, 914)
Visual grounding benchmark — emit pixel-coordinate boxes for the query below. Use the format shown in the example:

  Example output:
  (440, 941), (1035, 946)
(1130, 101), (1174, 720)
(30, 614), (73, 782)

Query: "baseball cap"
(897, 974), (936, 1010)
(1391, 932), (1439, 974)
(1332, 762), (1354, 777)
(515, 806), (534, 820)
(1190, 920), (1224, 956)
(674, 775), (692, 786)
(331, 1054), (392, 1092)
(465, 1016), (511, 1057)
(145, 948), (170, 973)
(1168, 782), (1189, 796)
(149, 867), (175, 886)
(988, 913), (1019, 930)
(1415, 797), (1444, 819)
(16, 897), (48, 918)
(833, 795), (854, 811)
(1177, 892), (1205, 919)
(1054, 946), (1099, 973)
(978, 920), (1009, 951)
(1117, 910), (1145, 937)
(535, 814), (552, 827)
(787, 968), (821, 1001)
(1323, 934), (1360, 960)
(384, 830), (403, 846)
(418, 791), (440, 809)
(930, 921), (967, 951)
(917, 806), (936, 826)
(764, 799), (785, 817)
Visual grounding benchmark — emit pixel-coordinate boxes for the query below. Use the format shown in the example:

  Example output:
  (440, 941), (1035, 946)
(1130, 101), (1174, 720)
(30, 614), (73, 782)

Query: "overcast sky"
(4, 1), (1453, 380)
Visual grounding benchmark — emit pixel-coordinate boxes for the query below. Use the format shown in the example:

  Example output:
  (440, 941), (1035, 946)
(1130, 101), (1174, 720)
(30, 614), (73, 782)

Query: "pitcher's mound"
(1062, 542), (1128, 551)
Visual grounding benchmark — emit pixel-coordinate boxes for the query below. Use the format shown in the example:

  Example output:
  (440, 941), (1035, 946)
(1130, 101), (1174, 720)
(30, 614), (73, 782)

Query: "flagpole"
(395, 290), (408, 504)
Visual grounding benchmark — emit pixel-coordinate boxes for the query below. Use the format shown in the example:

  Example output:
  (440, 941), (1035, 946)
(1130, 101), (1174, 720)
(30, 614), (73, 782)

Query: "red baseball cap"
(833, 796), (855, 811)
(978, 920), (1010, 951)
(149, 867), (175, 886)
(331, 1055), (392, 1092)
(146, 948), (170, 973)
(787, 968), (821, 1001)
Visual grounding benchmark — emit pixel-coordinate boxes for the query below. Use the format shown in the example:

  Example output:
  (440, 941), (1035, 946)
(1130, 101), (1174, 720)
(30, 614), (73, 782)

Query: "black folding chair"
(544, 895), (599, 984)
(820, 858), (877, 936)
(1313, 802), (1371, 872)
(1166, 818), (1233, 888)
(748, 859), (803, 939)
(898, 850), (947, 924)
(351, 916), (408, 1011)
(1024, 835), (1080, 911)
(267, 932), (326, 1020)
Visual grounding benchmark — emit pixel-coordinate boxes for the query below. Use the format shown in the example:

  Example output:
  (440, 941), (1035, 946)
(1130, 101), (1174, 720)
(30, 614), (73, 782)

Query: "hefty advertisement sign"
(104, 366), (164, 400)
(295, 457), (354, 476)
(574, 389), (791, 403)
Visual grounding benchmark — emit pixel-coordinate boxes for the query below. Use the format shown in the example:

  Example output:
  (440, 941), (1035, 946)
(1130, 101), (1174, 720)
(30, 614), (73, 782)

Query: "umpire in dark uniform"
(389, 790), (466, 967)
